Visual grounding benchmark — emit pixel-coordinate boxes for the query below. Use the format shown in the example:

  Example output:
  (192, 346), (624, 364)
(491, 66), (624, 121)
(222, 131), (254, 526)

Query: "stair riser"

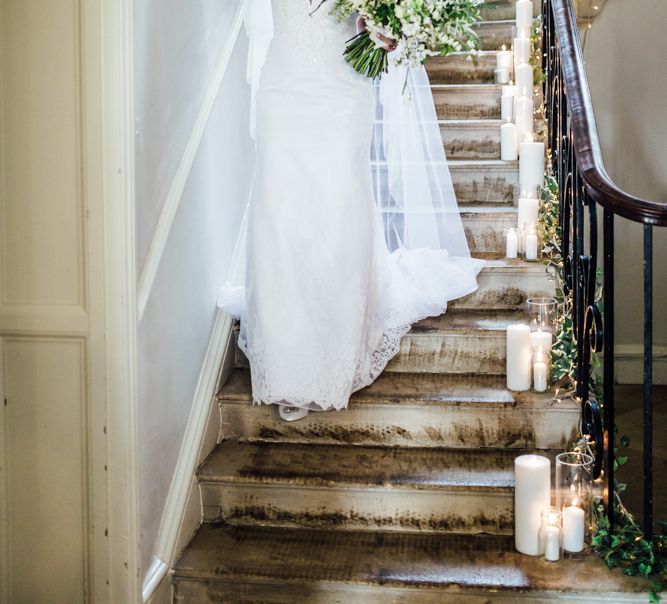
(475, 21), (514, 50)
(452, 264), (555, 311)
(201, 483), (513, 535)
(220, 399), (579, 450)
(481, 0), (541, 21)
(173, 580), (647, 604)
(387, 330), (507, 374)
(433, 87), (501, 120)
(442, 123), (501, 160)
(428, 54), (496, 85)
(452, 163), (517, 204)
(463, 211), (516, 253)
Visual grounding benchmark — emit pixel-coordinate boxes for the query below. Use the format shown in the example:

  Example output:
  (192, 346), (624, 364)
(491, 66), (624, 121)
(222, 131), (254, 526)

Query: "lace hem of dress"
(237, 322), (411, 412)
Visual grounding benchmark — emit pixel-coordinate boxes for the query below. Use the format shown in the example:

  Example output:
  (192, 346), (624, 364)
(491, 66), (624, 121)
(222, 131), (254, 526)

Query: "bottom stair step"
(172, 523), (647, 603)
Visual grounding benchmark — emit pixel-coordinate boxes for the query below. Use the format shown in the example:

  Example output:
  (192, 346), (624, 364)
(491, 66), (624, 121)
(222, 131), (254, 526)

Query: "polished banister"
(547, 0), (667, 225)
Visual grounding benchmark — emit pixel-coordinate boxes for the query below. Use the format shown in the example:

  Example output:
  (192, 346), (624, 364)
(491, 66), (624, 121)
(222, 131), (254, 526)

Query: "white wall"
(583, 0), (667, 382)
(133, 0), (252, 576)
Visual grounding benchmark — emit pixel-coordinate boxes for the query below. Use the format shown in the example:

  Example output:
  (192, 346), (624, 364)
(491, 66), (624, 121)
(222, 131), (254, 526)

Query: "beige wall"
(583, 0), (667, 382)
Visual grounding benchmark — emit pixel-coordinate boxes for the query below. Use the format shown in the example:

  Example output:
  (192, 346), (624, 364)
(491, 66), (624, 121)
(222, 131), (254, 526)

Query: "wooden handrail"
(552, 0), (667, 226)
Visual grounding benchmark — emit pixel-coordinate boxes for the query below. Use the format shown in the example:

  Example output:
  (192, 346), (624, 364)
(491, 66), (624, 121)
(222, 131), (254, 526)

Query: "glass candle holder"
(526, 297), (557, 336)
(555, 452), (594, 559)
(538, 506), (563, 562)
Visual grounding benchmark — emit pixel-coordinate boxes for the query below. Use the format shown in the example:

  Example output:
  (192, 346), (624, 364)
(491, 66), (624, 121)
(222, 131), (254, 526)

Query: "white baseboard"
(615, 344), (667, 385)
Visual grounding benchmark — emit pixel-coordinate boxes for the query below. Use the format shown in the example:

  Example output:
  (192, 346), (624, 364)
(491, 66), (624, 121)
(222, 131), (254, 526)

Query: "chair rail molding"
(136, 2), (246, 323)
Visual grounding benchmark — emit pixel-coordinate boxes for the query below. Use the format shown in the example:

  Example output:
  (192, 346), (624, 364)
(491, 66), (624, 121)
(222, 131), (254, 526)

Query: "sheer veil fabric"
(218, 0), (485, 411)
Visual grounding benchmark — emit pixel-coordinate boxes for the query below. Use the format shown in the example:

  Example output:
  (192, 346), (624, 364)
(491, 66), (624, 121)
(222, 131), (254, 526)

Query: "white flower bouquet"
(329, 0), (483, 79)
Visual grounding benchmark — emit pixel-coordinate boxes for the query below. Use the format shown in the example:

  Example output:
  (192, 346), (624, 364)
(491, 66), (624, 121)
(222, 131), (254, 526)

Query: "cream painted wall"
(133, 0), (252, 576)
(583, 0), (667, 382)
(0, 0), (109, 601)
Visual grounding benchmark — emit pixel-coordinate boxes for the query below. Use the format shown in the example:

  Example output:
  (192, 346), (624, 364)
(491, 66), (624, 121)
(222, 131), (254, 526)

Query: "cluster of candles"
(506, 298), (556, 394)
(495, 0), (546, 262)
(515, 453), (593, 562)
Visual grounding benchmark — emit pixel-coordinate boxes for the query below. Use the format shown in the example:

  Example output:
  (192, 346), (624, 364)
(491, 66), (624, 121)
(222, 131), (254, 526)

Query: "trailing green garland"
(538, 174), (667, 602)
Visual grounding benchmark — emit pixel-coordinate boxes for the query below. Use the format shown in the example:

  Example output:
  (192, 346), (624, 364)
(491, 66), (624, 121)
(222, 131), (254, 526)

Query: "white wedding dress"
(219, 0), (485, 412)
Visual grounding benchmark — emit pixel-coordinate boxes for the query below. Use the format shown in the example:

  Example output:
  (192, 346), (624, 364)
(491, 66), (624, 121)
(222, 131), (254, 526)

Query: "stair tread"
(410, 310), (522, 334)
(199, 440), (519, 491)
(219, 368), (566, 409)
(173, 523), (646, 596)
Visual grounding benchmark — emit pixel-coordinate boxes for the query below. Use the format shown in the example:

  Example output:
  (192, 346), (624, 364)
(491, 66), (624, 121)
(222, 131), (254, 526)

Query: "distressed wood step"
(451, 159), (518, 204)
(450, 258), (555, 311)
(474, 19), (514, 50)
(199, 441), (522, 534)
(433, 84), (501, 120)
(427, 51), (498, 85)
(481, 0), (541, 21)
(462, 206), (516, 253)
(442, 119), (502, 160)
(173, 524), (647, 603)
(219, 369), (579, 450)
(387, 310), (523, 374)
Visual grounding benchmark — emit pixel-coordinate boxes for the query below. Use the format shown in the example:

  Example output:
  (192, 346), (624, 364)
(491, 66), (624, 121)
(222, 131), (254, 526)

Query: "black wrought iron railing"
(541, 0), (667, 538)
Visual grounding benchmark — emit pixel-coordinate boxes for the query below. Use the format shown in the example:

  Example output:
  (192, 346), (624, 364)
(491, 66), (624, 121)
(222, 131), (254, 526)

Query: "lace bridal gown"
(219, 0), (485, 416)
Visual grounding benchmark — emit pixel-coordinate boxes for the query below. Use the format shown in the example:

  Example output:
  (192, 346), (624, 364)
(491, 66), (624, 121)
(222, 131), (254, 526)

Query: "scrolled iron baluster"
(582, 398), (604, 479)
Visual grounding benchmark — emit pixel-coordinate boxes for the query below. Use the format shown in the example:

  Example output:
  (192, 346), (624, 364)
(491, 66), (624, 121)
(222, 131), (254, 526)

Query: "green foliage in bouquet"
(538, 173), (667, 603)
(330, 0), (484, 79)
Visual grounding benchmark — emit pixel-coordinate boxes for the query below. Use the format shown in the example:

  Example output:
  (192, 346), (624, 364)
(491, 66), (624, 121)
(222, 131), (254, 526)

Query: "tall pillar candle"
(514, 96), (534, 142)
(516, 62), (534, 98)
(519, 142), (545, 188)
(507, 324), (532, 391)
(516, 0), (534, 38)
(515, 455), (551, 555)
(501, 122), (519, 161)
(514, 37), (531, 69)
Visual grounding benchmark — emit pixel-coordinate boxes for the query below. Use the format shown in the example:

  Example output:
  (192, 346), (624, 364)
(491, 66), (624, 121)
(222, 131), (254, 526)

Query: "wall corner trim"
(136, 2), (246, 322)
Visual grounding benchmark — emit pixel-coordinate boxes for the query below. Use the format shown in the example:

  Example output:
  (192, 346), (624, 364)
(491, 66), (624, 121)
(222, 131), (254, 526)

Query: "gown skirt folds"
(219, 0), (485, 411)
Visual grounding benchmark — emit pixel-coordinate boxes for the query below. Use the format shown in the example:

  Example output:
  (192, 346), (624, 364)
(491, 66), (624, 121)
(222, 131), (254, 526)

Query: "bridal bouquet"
(331, 0), (483, 78)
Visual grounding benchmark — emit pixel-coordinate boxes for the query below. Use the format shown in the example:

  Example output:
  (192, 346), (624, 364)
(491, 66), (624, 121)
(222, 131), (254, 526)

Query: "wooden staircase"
(171, 1), (647, 601)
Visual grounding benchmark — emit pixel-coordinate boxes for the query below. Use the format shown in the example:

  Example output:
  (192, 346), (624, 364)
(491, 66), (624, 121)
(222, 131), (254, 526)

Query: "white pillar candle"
(514, 37), (531, 69)
(515, 455), (551, 555)
(562, 505), (586, 553)
(501, 95), (514, 122)
(533, 361), (548, 392)
(518, 197), (539, 230)
(515, 62), (534, 98)
(525, 231), (538, 260)
(507, 324), (532, 391)
(544, 525), (561, 561)
(501, 122), (519, 161)
(530, 329), (553, 352)
(497, 47), (513, 70)
(514, 96), (534, 142)
(516, 0), (534, 38)
(495, 68), (510, 84)
(506, 228), (518, 259)
(519, 142), (545, 188)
